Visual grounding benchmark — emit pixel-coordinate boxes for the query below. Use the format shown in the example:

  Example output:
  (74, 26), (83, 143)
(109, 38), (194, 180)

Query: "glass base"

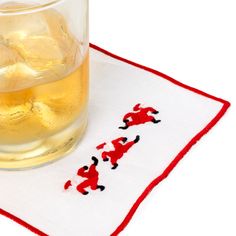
(0, 115), (87, 170)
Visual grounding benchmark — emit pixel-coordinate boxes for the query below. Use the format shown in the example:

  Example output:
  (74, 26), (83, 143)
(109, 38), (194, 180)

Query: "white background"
(1, 0), (236, 235)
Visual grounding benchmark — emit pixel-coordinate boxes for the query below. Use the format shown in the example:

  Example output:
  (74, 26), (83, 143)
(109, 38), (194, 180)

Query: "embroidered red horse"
(119, 104), (160, 130)
(64, 156), (105, 195)
(96, 136), (140, 169)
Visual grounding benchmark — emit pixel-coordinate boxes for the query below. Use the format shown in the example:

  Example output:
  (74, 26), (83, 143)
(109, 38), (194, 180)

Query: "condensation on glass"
(0, 0), (89, 169)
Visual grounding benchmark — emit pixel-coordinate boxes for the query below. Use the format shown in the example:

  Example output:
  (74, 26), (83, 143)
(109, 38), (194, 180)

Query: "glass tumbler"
(0, 0), (89, 169)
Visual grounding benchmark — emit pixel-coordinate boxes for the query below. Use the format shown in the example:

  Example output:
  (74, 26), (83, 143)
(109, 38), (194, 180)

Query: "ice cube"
(0, 6), (80, 67)
(0, 4), (81, 91)
(43, 10), (81, 66)
(32, 101), (57, 129)
(14, 35), (64, 70)
(0, 6), (50, 45)
(0, 42), (42, 90)
(0, 42), (21, 68)
(0, 61), (39, 91)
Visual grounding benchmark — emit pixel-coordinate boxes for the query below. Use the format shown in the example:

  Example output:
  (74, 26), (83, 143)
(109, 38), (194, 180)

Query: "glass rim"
(0, 0), (66, 15)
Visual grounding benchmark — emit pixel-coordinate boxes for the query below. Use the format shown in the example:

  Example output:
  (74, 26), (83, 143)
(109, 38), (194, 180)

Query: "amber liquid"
(0, 4), (89, 169)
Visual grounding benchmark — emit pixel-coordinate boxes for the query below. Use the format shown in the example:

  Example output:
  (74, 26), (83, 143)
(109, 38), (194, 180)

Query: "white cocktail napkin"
(0, 44), (230, 236)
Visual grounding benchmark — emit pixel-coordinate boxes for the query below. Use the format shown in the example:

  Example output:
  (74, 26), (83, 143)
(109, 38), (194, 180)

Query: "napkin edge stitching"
(0, 208), (48, 236)
(90, 43), (230, 106)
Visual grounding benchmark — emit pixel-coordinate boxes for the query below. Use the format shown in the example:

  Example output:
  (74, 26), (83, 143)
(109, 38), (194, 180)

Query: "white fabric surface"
(0, 46), (227, 236)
